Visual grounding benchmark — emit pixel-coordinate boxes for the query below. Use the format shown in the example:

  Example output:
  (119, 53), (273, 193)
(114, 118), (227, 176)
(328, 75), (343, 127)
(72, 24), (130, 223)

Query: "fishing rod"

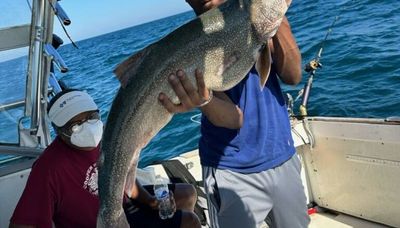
(298, 15), (339, 117)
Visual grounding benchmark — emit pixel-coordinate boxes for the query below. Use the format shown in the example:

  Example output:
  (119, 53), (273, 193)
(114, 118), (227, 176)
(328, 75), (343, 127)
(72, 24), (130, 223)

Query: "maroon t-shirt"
(11, 137), (100, 228)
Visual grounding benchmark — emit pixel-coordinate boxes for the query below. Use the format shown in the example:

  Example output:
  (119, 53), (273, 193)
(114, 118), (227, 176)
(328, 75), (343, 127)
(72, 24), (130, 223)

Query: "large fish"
(97, 0), (292, 226)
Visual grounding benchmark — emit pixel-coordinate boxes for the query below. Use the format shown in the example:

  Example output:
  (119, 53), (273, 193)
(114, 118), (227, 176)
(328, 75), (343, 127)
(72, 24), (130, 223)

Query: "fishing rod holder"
(48, 72), (63, 97)
(44, 44), (68, 73)
(54, 2), (71, 25)
(49, 1), (78, 48)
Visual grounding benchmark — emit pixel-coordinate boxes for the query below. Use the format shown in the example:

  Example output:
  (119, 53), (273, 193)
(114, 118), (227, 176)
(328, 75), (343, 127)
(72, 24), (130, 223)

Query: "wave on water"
(1, 0), (399, 165)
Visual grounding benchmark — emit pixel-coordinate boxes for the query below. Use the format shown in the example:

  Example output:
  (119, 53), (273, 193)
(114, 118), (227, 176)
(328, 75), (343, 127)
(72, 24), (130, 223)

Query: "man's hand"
(148, 196), (159, 210)
(186, 0), (226, 15)
(159, 69), (243, 129)
(168, 191), (177, 213)
(158, 69), (212, 113)
(152, 191), (176, 213)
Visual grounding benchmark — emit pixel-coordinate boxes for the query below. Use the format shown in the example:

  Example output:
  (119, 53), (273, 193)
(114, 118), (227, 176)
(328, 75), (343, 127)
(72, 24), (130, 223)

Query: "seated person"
(9, 89), (200, 228)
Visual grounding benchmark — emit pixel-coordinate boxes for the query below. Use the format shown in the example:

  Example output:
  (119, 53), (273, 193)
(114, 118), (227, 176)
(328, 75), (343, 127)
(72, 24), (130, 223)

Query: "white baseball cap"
(48, 90), (98, 127)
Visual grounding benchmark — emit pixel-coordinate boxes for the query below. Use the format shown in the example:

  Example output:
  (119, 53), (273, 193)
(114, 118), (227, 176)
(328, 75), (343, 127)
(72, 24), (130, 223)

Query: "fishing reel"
(304, 59), (322, 72)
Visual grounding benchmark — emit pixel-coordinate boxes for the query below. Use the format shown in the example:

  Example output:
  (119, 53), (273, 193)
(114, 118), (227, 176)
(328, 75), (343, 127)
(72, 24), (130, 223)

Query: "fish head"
(249, 0), (292, 42)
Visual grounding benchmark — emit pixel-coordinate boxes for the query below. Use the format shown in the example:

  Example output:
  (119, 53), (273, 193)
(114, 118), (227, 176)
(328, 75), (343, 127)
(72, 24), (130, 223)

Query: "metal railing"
(0, 100), (25, 111)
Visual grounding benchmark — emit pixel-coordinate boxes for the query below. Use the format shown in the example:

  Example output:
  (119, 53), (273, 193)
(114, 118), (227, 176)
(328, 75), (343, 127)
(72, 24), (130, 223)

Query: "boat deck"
(309, 212), (389, 228)
(260, 212), (390, 228)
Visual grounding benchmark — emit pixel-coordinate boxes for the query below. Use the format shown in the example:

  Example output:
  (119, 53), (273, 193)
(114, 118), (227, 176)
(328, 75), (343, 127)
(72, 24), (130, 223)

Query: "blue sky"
(55, 0), (192, 41)
(0, 0), (192, 61)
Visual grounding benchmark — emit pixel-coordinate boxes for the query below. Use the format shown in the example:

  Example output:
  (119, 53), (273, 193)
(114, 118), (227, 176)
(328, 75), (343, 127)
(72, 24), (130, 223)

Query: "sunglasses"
(61, 111), (100, 136)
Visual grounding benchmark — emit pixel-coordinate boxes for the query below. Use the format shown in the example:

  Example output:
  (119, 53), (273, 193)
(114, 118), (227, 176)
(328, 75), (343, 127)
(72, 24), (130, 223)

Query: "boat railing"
(0, 100), (25, 112)
(0, 24), (31, 52)
(0, 0), (67, 160)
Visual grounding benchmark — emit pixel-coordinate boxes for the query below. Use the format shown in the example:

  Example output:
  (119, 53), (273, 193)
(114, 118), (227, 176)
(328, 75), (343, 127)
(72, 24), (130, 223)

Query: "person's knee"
(175, 184), (197, 210)
(180, 211), (201, 228)
(184, 184), (197, 207)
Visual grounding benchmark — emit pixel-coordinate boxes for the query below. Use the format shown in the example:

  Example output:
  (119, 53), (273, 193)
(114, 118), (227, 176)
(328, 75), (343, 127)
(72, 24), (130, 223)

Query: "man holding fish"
(98, 0), (309, 227)
(158, 0), (310, 227)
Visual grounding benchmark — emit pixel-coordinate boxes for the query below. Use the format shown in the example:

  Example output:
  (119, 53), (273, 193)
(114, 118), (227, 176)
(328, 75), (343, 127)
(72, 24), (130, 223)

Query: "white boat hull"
(1, 117), (399, 227)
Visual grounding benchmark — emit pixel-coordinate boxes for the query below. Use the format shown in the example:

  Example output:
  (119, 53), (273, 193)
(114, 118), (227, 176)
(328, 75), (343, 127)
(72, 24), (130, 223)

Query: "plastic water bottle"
(154, 175), (174, 219)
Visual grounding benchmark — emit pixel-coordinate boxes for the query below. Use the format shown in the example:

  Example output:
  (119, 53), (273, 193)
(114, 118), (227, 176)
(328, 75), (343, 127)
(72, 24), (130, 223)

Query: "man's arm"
(9, 160), (55, 228)
(199, 18), (301, 126)
(270, 16), (302, 85)
(127, 180), (158, 209)
(200, 91), (243, 129)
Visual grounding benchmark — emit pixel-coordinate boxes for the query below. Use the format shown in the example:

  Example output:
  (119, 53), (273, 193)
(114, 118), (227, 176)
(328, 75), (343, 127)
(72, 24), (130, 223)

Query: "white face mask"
(70, 119), (103, 148)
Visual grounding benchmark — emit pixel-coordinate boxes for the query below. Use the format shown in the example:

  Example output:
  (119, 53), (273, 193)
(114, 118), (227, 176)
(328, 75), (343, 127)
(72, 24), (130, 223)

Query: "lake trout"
(97, 0), (292, 226)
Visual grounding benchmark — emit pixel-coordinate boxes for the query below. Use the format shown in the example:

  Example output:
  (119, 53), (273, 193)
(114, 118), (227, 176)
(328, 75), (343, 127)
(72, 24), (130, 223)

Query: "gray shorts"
(203, 154), (310, 228)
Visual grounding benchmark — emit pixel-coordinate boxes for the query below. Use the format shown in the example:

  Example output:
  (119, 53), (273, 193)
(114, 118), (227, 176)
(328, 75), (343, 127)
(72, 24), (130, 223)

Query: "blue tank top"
(199, 66), (295, 173)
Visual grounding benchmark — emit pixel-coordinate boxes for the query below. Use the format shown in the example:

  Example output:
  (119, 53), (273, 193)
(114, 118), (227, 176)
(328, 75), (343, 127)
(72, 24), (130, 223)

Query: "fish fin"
(114, 45), (153, 88)
(255, 43), (271, 89)
(124, 165), (136, 198)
